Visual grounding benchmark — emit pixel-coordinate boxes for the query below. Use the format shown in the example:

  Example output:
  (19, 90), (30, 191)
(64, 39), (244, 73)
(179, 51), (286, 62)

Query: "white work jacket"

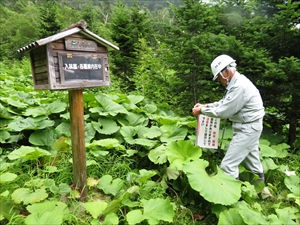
(201, 72), (265, 123)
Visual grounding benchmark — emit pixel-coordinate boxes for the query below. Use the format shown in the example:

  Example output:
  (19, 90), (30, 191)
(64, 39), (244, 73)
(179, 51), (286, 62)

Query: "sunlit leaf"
(0, 103), (15, 119)
(271, 143), (290, 158)
(287, 193), (300, 206)
(47, 101), (67, 114)
(218, 208), (246, 225)
(259, 143), (279, 158)
(166, 140), (202, 170)
(8, 146), (51, 161)
(236, 201), (269, 224)
(25, 201), (68, 225)
(261, 157), (278, 173)
(142, 104), (157, 114)
(153, 115), (181, 125)
(284, 175), (300, 195)
(87, 138), (125, 150)
(95, 94), (128, 116)
(148, 144), (168, 164)
(97, 175), (124, 196)
(7, 116), (54, 131)
(24, 101), (67, 117)
(11, 188), (48, 204)
(7, 97), (28, 108)
(135, 169), (157, 185)
(118, 112), (148, 126)
(143, 126), (162, 139)
(160, 126), (188, 143)
(0, 172), (17, 184)
(0, 130), (10, 142)
(183, 159), (241, 205)
(241, 181), (258, 203)
(120, 126), (157, 148)
(84, 201), (108, 219)
(276, 207), (298, 225)
(165, 167), (180, 180)
(126, 198), (174, 225)
(127, 95), (144, 105)
(103, 212), (119, 225)
(85, 122), (96, 143)
(91, 118), (120, 135)
(126, 209), (144, 224)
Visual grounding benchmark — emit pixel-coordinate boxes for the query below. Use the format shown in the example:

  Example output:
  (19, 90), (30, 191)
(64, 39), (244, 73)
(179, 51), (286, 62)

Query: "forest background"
(1, 0), (300, 148)
(0, 0), (300, 224)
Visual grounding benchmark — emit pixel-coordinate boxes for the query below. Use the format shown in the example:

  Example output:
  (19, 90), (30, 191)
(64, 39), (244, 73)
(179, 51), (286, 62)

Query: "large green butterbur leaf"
(143, 126), (162, 139)
(0, 130), (10, 142)
(218, 208), (246, 225)
(8, 146), (51, 161)
(236, 201), (277, 225)
(275, 208), (299, 225)
(87, 138), (125, 151)
(261, 157), (278, 173)
(284, 175), (300, 195)
(85, 122), (96, 143)
(121, 94), (144, 110)
(183, 159), (241, 205)
(0, 103), (15, 119)
(0, 172), (17, 184)
(120, 126), (157, 148)
(97, 175), (124, 196)
(24, 100), (67, 117)
(126, 198), (174, 225)
(83, 201), (108, 219)
(118, 112), (148, 126)
(148, 144), (168, 164)
(11, 188), (48, 204)
(271, 143), (290, 158)
(25, 201), (68, 225)
(259, 143), (277, 158)
(92, 117), (120, 135)
(94, 94), (128, 116)
(165, 140), (202, 170)
(160, 124), (188, 143)
(7, 116), (54, 131)
(29, 128), (56, 146)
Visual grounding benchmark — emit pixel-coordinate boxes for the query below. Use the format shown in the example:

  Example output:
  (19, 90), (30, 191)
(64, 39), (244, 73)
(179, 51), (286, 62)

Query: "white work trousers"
(221, 119), (264, 178)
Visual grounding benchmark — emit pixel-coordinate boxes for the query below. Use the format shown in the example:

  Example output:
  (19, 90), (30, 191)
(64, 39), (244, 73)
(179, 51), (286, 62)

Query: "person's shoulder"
(236, 74), (251, 85)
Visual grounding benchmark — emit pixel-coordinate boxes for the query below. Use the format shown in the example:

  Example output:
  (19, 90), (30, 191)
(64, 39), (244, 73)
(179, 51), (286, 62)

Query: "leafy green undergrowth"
(0, 60), (299, 224)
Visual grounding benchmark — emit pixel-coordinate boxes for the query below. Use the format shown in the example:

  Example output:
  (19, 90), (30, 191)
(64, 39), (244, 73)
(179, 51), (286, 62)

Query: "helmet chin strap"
(219, 70), (229, 86)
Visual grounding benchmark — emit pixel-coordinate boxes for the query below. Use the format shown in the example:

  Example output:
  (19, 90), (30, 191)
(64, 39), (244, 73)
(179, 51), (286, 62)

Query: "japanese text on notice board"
(196, 115), (220, 149)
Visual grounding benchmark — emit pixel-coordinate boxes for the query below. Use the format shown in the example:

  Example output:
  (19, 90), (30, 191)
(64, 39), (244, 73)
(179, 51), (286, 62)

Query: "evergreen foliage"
(0, 0), (299, 148)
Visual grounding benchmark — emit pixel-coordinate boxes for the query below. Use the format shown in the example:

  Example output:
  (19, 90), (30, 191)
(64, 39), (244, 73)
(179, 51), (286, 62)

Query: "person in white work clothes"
(192, 54), (265, 182)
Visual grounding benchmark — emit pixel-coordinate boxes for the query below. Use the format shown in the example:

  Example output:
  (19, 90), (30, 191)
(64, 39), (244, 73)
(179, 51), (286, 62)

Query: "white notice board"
(196, 115), (220, 149)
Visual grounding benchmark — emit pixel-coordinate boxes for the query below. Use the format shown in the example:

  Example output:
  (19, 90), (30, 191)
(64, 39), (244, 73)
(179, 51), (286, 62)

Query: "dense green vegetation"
(0, 0), (299, 224)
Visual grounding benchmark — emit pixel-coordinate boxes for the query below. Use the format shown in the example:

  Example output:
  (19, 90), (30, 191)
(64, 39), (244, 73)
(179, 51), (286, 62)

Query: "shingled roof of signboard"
(17, 20), (119, 53)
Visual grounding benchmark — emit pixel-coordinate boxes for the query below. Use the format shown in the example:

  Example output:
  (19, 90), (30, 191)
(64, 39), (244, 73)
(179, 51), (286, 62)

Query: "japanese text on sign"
(196, 115), (220, 149)
(64, 63), (102, 70)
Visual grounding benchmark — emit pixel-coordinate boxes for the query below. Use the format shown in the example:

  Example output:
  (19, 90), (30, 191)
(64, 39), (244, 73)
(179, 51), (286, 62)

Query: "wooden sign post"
(17, 21), (119, 202)
(69, 90), (87, 200)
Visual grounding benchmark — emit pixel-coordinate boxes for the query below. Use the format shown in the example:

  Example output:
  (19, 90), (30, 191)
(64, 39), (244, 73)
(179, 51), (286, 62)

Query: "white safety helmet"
(211, 55), (236, 81)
